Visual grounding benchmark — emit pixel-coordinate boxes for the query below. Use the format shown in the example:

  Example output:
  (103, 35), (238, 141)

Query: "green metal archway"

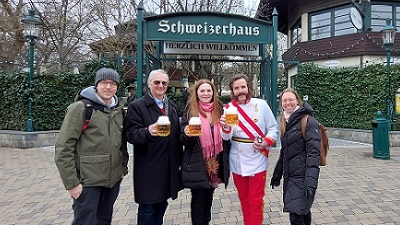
(136, 1), (279, 115)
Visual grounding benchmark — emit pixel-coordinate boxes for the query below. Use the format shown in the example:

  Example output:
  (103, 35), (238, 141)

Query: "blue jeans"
(72, 180), (121, 225)
(137, 200), (168, 225)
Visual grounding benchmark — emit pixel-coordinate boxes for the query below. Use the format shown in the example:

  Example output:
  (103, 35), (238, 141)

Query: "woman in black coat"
(270, 88), (321, 225)
(180, 79), (230, 225)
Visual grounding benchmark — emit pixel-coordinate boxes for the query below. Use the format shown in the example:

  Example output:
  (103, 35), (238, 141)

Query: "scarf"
(198, 102), (223, 160)
(283, 105), (300, 122)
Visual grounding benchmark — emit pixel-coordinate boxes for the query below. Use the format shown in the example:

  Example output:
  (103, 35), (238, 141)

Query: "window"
(310, 6), (357, 41)
(371, 4), (400, 31)
(291, 22), (302, 46)
(310, 12), (331, 40)
(334, 8), (357, 36)
(397, 7), (400, 29)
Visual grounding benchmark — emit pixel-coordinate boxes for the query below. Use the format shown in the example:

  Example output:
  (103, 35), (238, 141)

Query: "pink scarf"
(198, 102), (223, 160)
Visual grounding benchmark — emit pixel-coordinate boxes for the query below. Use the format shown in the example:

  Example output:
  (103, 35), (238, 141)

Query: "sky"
(244, 0), (258, 8)
(243, 0), (259, 16)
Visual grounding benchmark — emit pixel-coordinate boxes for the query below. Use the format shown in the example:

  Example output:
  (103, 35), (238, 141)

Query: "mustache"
(235, 93), (247, 97)
(233, 93), (248, 101)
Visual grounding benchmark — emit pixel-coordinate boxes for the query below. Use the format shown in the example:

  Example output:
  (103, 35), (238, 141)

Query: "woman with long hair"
(271, 88), (321, 225)
(180, 79), (230, 225)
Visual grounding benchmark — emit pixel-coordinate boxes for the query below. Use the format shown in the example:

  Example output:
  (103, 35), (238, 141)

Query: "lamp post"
(181, 74), (189, 89)
(380, 18), (397, 129)
(21, 10), (42, 132)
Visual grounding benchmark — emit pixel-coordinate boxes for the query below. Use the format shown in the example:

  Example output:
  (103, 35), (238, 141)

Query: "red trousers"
(232, 171), (266, 225)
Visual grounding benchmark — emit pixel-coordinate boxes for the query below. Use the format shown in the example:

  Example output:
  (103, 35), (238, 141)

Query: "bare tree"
(0, 0), (26, 71)
(31, 0), (102, 71)
(0, 0), (261, 84)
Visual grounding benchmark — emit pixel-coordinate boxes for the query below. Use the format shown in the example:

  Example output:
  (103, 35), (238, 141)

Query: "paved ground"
(1, 139), (400, 225)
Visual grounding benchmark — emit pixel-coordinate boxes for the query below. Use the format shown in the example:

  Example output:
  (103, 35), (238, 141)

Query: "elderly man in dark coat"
(124, 69), (183, 225)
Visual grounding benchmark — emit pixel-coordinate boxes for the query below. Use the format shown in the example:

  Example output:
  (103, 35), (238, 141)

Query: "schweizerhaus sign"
(158, 20), (260, 37)
(159, 20), (260, 56)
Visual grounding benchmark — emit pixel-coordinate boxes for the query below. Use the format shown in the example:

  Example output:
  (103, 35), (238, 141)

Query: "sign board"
(163, 41), (259, 56)
(396, 89), (400, 115)
(323, 60), (340, 68)
(144, 12), (273, 44)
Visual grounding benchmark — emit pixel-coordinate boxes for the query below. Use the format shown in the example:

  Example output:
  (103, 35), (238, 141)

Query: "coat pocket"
(79, 154), (110, 186)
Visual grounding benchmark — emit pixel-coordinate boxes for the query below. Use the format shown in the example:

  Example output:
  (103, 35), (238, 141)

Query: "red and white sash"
(227, 101), (270, 158)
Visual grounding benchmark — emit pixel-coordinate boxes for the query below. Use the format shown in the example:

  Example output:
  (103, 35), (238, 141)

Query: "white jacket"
(221, 98), (279, 176)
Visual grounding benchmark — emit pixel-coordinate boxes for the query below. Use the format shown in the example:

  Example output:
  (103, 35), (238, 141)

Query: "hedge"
(1, 63), (399, 131)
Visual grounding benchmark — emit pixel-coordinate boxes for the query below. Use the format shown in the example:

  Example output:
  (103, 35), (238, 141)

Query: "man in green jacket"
(55, 68), (129, 225)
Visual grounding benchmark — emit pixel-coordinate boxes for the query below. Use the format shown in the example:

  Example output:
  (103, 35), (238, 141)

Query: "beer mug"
(188, 117), (202, 136)
(225, 106), (239, 125)
(156, 116), (171, 137)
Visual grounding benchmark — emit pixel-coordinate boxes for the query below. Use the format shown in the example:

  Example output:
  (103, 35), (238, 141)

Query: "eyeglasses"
(99, 81), (118, 88)
(282, 98), (296, 103)
(153, 80), (168, 86)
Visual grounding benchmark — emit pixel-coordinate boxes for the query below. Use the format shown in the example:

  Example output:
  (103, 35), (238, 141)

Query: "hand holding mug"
(148, 123), (158, 136)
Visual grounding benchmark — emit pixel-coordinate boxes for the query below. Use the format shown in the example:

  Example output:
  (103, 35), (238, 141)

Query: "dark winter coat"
(180, 110), (230, 189)
(123, 92), (183, 204)
(272, 103), (320, 215)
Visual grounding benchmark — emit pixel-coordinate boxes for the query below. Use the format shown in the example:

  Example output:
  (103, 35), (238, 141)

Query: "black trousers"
(289, 211), (312, 225)
(190, 187), (215, 225)
(72, 179), (121, 225)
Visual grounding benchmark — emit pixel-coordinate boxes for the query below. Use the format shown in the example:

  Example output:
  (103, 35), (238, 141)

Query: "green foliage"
(167, 92), (185, 116)
(0, 72), (28, 131)
(2, 62), (400, 131)
(219, 95), (232, 104)
(296, 63), (400, 130)
(0, 61), (120, 131)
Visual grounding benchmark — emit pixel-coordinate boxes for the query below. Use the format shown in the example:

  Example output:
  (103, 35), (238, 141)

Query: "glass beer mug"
(156, 116), (171, 137)
(225, 106), (239, 125)
(188, 117), (202, 136)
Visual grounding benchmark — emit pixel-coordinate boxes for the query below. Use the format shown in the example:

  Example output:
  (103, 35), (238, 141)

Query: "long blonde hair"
(279, 88), (303, 135)
(186, 79), (223, 125)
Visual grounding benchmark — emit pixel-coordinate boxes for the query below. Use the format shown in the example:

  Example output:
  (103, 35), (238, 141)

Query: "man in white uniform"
(220, 74), (279, 225)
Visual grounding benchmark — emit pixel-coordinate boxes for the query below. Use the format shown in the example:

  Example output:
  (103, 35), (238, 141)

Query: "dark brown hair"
(229, 74), (253, 100)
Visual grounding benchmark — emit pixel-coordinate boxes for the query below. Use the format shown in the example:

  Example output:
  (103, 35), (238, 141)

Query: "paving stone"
(2, 140), (400, 224)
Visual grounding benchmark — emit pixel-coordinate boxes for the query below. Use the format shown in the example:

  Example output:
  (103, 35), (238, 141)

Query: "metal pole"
(136, 1), (144, 98)
(271, 8), (279, 116)
(386, 47), (391, 127)
(27, 38), (35, 132)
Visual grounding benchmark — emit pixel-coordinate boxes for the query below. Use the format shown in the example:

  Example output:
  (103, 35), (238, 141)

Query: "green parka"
(55, 87), (129, 190)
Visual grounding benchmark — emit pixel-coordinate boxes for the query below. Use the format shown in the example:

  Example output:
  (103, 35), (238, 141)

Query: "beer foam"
(225, 106), (238, 114)
(157, 116), (170, 125)
(189, 117), (201, 125)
